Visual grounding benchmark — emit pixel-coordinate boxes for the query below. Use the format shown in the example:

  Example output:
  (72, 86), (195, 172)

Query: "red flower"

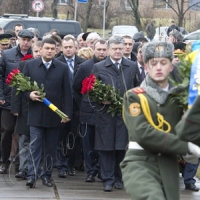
(12, 68), (20, 74)
(81, 74), (96, 94)
(6, 68), (20, 85)
(21, 54), (33, 61)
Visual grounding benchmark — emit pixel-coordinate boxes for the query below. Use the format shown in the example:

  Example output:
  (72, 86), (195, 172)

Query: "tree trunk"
(22, 0), (30, 14)
(83, 0), (93, 32)
(177, 0), (184, 27)
(51, 0), (58, 19)
(128, 0), (142, 31)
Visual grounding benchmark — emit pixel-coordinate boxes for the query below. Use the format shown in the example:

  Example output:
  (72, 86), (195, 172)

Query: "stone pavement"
(0, 167), (200, 200)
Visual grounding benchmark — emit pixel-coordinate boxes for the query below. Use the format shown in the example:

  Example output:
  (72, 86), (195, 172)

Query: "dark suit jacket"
(91, 56), (138, 150)
(23, 57), (73, 127)
(57, 54), (86, 110)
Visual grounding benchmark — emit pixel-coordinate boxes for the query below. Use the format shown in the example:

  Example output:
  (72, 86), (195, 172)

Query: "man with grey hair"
(77, 33), (87, 49)
(121, 41), (200, 199)
(86, 32), (101, 50)
(27, 27), (40, 43)
(91, 35), (139, 192)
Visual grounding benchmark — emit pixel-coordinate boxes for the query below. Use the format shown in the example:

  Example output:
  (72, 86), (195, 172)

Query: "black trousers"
(98, 150), (125, 186)
(1, 109), (16, 163)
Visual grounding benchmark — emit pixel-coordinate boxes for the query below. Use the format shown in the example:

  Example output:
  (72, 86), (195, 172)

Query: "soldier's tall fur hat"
(142, 42), (174, 63)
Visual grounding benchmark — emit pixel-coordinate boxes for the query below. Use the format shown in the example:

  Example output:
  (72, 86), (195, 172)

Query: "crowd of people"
(0, 21), (199, 200)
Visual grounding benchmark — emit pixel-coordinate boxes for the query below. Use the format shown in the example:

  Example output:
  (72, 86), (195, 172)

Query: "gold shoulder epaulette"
(132, 87), (145, 94)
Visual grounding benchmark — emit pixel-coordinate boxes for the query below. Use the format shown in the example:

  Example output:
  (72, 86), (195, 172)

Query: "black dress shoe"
(58, 171), (67, 178)
(97, 173), (103, 180)
(104, 185), (112, 192)
(114, 181), (123, 189)
(185, 183), (199, 192)
(42, 178), (53, 187)
(15, 171), (27, 179)
(85, 174), (95, 182)
(26, 179), (36, 188)
(0, 161), (10, 174)
(68, 167), (76, 176)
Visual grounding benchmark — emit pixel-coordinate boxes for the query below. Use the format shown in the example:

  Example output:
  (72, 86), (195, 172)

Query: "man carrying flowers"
(90, 36), (139, 192)
(0, 29), (33, 174)
(22, 38), (73, 188)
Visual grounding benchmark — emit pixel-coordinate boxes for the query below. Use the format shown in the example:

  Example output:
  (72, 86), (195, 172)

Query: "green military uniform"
(176, 95), (200, 145)
(121, 75), (189, 200)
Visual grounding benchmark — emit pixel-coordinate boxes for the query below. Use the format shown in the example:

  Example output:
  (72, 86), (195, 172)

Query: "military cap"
(142, 42), (174, 63)
(173, 42), (186, 51)
(169, 29), (184, 42)
(0, 34), (12, 44)
(173, 49), (185, 56)
(18, 29), (34, 39)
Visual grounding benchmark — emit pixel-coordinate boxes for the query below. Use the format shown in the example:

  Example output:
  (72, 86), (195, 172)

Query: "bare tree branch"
(160, 0), (200, 27)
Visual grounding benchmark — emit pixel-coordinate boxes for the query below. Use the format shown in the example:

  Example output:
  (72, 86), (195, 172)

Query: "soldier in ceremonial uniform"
(121, 42), (200, 200)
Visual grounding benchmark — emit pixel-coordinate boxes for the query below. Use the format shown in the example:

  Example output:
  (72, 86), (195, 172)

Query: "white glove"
(188, 142), (200, 157)
(182, 154), (199, 164)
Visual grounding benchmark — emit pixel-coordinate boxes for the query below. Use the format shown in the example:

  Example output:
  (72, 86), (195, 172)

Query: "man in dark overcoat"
(91, 36), (139, 191)
(23, 38), (73, 188)
(73, 39), (108, 182)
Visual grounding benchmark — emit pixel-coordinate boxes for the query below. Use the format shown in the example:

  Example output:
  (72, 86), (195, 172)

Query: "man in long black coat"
(91, 36), (139, 192)
(23, 38), (73, 188)
(73, 39), (108, 182)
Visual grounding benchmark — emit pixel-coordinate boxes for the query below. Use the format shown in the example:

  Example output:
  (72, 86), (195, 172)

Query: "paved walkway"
(0, 167), (200, 199)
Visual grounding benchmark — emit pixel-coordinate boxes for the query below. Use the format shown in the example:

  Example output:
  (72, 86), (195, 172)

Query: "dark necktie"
(68, 59), (74, 77)
(114, 62), (119, 69)
(140, 66), (145, 80)
(44, 62), (50, 69)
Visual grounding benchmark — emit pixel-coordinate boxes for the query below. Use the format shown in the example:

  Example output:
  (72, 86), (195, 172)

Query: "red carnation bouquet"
(21, 54), (33, 61)
(6, 68), (68, 120)
(81, 74), (123, 117)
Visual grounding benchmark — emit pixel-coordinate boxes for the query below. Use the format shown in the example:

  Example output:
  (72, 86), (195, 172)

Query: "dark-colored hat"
(18, 29), (34, 39)
(82, 32), (91, 41)
(0, 34), (12, 44)
(173, 42), (186, 51)
(133, 31), (145, 42)
(142, 42), (174, 63)
(132, 42), (141, 56)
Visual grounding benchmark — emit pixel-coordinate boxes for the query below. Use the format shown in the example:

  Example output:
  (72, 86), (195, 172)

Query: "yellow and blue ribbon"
(43, 98), (68, 119)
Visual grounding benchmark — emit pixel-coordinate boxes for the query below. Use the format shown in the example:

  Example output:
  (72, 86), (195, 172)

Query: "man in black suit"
(56, 36), (85, 178)
(135, 43), (146, 85)
(23, 38), (73, 188)
(74, 39), (108, 182)
(91, 36), (138, 192)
